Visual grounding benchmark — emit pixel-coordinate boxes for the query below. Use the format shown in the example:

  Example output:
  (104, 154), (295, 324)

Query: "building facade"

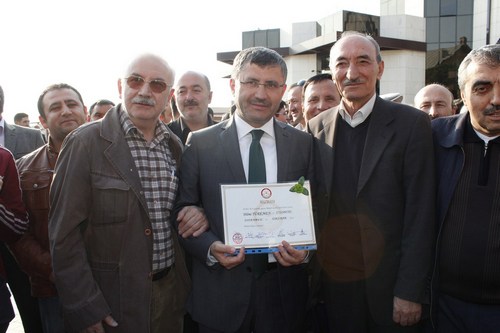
(217, 0), (500, 105)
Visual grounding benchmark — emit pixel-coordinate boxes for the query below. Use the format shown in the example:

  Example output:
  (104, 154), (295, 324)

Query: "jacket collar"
(433, 113), (469, 148)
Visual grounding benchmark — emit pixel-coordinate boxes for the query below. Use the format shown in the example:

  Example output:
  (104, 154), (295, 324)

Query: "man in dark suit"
(0, 84), (45, 333)
(307, 31), (435, 332)
(0, 86), (45, 159)
(174, 46), (314, 333)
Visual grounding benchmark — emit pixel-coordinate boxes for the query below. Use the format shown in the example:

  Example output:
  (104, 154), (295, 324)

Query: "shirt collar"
(234, 112), (275, 140)
(338, 93), (377, 128)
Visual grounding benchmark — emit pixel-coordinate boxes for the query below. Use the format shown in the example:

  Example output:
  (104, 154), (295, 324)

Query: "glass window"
(267, 29), (280, 48)
(425, 0), (440, 17)
(255, 31), (267, 47)
(457, 15), (472, 44)
(427, 17), (439, 43)
(440, 17), (456, 43)
(242, 31), (254, 49)
(441, 0), (457, 16)
(457, 0), (473, 15)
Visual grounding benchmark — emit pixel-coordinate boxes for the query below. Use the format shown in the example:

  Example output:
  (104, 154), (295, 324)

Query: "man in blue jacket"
(432, 44), (500, 333)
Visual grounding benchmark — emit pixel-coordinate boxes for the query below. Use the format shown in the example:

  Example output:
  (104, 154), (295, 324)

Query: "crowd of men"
(0, 31), (499, 333)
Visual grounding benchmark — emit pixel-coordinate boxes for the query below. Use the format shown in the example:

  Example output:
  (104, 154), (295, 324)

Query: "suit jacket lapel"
(357, 99), (395, 195)
(321, 109), (339, 192)
(274, 120), (291, 182)
(220, 117), (246, 182)
(100, 107), (149, 211)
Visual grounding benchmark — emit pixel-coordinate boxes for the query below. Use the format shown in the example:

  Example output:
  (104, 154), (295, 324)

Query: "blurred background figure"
(303, 73), (340, 122)
(286, 80), (306, 130)
(274, 100), (288, 123)
(414, 83), (455, 119)
(13, 113), (30, 127)
(88, 99), (115, 121)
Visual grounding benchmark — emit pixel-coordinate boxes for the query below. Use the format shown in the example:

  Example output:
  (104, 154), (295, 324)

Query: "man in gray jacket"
(49, 54), (207, 333)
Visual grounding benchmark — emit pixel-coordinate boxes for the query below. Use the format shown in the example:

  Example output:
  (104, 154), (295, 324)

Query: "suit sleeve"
(48, 131), (111, 331)
(394, 112), (436, 303)
(174, 133), (221, 263)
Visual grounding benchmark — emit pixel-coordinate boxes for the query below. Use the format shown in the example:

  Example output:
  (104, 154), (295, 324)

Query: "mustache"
(249, 98), (272, 108)
(132, 97), (155, 106)
(483, 104), (500, 115)
(183, 99), (199, 107)
(343, 78), (364, 86)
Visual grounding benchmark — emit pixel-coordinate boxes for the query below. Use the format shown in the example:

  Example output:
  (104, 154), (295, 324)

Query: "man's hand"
(176, 206), (209, 238)
(81, 315), (118, 333)
(393, 296), (421, 326)
(209, 241), (245, 269)
(274, 241), (307, 266)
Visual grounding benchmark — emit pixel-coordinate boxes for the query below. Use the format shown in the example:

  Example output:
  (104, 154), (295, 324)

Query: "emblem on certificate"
(221, 179), (316, 253)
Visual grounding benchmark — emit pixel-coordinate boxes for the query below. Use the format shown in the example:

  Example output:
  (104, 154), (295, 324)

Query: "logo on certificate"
(260, 188), (272, 199)
(232, 232), (243, 244)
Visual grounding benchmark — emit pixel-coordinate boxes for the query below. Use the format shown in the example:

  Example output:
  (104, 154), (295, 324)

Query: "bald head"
(414, 84), (454, 119)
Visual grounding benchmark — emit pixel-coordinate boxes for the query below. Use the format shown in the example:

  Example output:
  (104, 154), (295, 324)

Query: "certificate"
(221, 180), (316, 253)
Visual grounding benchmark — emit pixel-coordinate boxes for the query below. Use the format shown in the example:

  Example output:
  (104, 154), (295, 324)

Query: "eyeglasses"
(239, 80), (285, 91)
(124, 75), (170, 93)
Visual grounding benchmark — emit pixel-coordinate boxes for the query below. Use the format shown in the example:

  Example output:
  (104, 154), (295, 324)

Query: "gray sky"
(0, 0), (378, 124)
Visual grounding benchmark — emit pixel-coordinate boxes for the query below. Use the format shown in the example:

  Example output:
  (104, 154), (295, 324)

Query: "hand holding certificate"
(221, 178), (316, 253)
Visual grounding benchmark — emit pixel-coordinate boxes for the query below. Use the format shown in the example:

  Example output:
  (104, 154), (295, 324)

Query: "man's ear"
(39, 115), (49, 129)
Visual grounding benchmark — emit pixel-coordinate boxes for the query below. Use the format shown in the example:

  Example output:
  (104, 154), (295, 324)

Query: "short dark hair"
(231, 46), (287, 82)
(37, 83), (84, 119)
(14, 112), (29, 122)
(302, 73), (333, 98)
(89, 99), (115, 116)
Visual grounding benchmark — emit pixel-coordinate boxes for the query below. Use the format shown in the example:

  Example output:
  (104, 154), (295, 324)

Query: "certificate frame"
(221, 181), (316, 253)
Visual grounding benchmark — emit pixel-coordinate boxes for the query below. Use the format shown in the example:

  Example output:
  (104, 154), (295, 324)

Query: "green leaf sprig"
(289, 176), (309, 196)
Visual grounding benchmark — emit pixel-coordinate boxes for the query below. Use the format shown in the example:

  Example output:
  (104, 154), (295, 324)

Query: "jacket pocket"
(91, 175), (130, 225)
(20, 172), (51, 210)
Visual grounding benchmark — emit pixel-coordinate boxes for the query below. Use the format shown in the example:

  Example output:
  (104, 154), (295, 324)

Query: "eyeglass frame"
(123, 75), (172, 94)
(239, 80), (285, 91)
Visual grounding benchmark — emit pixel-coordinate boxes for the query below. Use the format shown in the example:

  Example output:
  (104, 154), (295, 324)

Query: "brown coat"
(48, 106), (190, 332)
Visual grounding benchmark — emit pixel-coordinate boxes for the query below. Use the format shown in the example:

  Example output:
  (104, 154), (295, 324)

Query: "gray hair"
(458, 44), (500, 90)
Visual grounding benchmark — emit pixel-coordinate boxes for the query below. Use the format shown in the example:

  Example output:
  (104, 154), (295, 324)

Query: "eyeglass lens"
(126, 76), (168, 93)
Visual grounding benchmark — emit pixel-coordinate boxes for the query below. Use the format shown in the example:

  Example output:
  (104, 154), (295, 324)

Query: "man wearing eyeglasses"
(174, 47), (313, 333)
(48, 54), (208, 333)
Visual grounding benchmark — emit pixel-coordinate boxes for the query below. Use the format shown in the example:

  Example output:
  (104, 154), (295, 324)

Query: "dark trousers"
(436, 293), (500, 333)
(199, 268), (293, 333)
(0, 243), (43, 333)
(322, 279), (422, 333)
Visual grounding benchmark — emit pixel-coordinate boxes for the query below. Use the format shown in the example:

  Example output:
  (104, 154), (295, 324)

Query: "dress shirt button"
(144, 228), (152, 236)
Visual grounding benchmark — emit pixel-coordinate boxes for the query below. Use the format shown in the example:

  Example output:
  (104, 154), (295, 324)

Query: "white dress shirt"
(234, 113), (278, 183)
(338, 93), (377, 128)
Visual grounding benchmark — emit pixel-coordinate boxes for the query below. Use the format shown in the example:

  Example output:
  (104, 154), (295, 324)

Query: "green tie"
(248, 130), (266, 184)
(248, 129), (268, 278)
